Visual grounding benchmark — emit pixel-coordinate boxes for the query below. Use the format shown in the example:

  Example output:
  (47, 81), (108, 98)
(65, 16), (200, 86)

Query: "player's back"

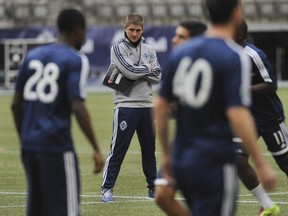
(16, 43), (87, 152)
(165, 36), (250, 156)
(244, 43), (284, 126)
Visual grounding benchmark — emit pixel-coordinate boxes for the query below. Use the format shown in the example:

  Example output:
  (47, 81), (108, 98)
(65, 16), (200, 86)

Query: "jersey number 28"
(173, 57), (212, 108)
(24, 60), (60, 103)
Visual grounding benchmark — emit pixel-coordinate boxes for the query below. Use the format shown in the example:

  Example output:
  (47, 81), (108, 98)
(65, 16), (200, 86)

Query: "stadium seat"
(83, 0), (95, 7)
(244, 3), (258, 19)
(0, 4), (5, 19)
(278, 2), (288, 17)
(33, 5), (48, 19)
(133, 4), (150, 17)
(259, 3), (275, 16)
(0, 0), (286, 28)
(186, 3), (203, 18)
(150, 3), (169, 24)
(13, 0), (30, 4)
(170, 4), (186, 18)
(14, 6), (30, 19)
(116, 4), (132, 19)
(151, 4), (168, 18)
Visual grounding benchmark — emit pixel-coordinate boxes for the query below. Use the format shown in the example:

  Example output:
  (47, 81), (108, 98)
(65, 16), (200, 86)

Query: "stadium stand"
(0, 0), (287, 88)
(0, 0), (286, 27)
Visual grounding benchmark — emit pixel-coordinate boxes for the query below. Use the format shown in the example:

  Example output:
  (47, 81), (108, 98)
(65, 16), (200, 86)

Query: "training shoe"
(101, 189), (114, 202)
(259, 204), (280, 216)
(148, 189), (155, 199)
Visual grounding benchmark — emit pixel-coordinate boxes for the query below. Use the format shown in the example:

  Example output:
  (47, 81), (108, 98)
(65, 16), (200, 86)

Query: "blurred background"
(0, 0), (287, 89)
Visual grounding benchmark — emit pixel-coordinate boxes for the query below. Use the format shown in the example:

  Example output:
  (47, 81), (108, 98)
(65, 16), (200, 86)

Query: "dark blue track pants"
(102, 107), (157, 191)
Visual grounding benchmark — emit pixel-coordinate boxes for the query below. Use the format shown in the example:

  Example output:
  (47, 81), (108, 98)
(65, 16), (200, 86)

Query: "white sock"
(250, 184), (274, 209)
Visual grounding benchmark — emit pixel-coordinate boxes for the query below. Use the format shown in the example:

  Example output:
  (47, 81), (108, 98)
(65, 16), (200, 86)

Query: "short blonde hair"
(124, 13), (144, 27)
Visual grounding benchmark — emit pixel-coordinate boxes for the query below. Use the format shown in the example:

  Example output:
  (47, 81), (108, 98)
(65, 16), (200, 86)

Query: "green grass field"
(0, 88), (288, 216)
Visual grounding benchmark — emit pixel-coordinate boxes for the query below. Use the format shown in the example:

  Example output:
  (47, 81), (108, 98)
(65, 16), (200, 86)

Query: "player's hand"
(93, 151), (104, 174)
(258, 164), (277, 191)
(162, 154), (174, 184)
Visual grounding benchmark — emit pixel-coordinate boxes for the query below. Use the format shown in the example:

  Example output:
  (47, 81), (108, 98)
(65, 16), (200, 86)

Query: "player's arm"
(251, 83), (277, 94)
(248, 47), (277, 94)
(11, 56), (28, 139)
(227, 106), (277, 191)
(143, 74), (161, 84)
(143, 49), (161, 84)
(69, 54), (104, 173)
(155, 96), (174, 182)
(111, 45), (149, 80)
(72, 100), (104, 174)
(11, 91), (23, 139)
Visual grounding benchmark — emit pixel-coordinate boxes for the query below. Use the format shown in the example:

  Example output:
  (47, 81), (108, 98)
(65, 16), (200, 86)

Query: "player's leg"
(21, 150), (42, 216)
(236, 139), (278, 212)
(136, 108), (157, 196)
(154, 176), (190, 216)
(40, 151), (80, 216)
(262, 121), (288, 176)
(237, 152), (260, 189)
(101, 107), (139, 200)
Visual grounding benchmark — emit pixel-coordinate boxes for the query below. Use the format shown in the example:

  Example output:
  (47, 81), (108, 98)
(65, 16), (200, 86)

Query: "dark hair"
(203, 0), (240, 24)
(235, 19), (248, 46)
(179, 20), (207, 37)
(57, 8), (86, 33)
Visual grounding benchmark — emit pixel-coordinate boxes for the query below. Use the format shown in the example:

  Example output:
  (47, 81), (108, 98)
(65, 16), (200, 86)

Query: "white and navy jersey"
(159, 36), (251, 157)
(111, 36), (161, 108)
(15, 43), (89, 152)
(244, 43), (285, 127)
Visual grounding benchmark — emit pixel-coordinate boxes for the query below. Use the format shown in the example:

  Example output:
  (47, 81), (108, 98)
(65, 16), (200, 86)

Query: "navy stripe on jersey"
(244, 46), (272, 83)
(226, 40), (251, 107)
(113, 41), (149, 74)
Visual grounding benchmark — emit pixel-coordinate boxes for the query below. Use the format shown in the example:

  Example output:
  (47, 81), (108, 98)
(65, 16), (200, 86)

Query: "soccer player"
(155, 20), (207, 216)
(235, 19), (283, 216)
(11, 8), (104, 216)
(101, 13), (161, 202)
(171, 20), (207, 49)
(155, 0), (277, 215)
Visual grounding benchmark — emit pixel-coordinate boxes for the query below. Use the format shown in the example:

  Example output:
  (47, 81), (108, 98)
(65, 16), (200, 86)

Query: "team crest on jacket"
(120, 120), (127, 131)
(143, 53), (149, 60)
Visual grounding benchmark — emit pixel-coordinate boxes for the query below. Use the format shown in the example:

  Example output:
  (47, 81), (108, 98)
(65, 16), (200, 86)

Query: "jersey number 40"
(173, 57), (212, 109)
(24, 60), (60, 103)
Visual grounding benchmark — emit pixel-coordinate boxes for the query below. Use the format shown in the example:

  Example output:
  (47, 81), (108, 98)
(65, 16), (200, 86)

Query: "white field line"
(0, 149), (274, 156)
(238, 191), (288, 197)
(1, 192), (288, 209)
(2, 191), (288, 196)
(0, 150), (161, 155)
(0, 150), (277, 157)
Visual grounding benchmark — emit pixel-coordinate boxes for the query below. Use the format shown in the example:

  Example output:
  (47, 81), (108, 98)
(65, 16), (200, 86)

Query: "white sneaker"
(101, 189), (114, 202)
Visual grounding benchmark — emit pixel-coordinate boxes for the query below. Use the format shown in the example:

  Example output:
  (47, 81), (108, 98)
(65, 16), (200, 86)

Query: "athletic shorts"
(172, 149), (238, 216)
(21, 150), (80, 216)
(235, 121), (288, 156)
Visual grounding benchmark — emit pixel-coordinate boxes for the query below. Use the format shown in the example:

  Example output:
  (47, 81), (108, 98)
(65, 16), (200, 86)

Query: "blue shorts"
(21, 150), (80, 216)
(236, 121), (288, 156)
(173, 148), (238, 216)
(258, 121), (288, 156)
